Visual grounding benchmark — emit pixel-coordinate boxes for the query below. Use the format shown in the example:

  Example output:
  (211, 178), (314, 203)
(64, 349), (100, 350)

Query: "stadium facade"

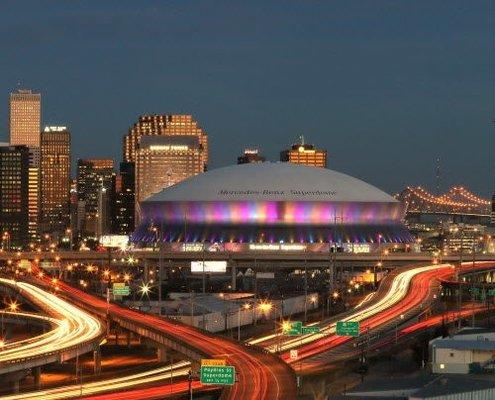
(132, 163), (412, 248)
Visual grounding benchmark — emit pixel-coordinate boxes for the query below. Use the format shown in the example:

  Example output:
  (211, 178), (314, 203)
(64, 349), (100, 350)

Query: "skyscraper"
(280, 136), (327, 168)
(9, 89), (42, 242)
(0, 144), (29, 249)
(114, 162), (135, 235)
(27, 156), (40, 242)
(40, 126), (71, 234)
(237, 148), (265, 164)
(122, 114), (208, 222)
(9, 89), (41, 147)
(135, 136), (203, 205)
(76, 159), (115, 236)
(123, 114), (208, 166)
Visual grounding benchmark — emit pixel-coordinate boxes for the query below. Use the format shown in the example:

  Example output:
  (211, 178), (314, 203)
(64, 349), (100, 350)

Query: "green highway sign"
(488, 289), (495, 296)
(302, 326), (320, 335)
(285, 321), (303, 336)
(113, 286), (131, 296)
(471, 288), (480, 294)
(200, 365), (235, 385)
(336, 321), (360, 337)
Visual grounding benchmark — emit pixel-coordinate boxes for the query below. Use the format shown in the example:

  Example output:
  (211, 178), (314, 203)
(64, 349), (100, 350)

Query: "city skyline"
(1, 1), (494, 197)
(1, 4), (495, 399)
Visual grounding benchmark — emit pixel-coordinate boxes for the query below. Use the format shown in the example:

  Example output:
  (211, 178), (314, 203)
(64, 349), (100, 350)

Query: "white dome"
(144, 163), (396, 203)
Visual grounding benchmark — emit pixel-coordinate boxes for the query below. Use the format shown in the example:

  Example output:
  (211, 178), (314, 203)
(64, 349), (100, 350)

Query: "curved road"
(277, 262), (495, 373)
(0, 278), (104, 372)
(33, 274), (297, 400)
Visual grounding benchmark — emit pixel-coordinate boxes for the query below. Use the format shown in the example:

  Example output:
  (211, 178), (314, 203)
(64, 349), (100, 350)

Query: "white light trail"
(0, 278), (104, 365)
(250, 264), (449, 352)
(2, 361), (191, 400)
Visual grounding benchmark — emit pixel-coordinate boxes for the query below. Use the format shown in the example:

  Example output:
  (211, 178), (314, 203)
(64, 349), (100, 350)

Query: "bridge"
(396, 186), (491, 222)
(1, 249), (493, 269)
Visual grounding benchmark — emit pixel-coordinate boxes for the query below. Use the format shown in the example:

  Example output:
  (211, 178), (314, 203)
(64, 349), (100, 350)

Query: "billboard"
(100, 235), (129, 249)
(191, 261), (227, 273)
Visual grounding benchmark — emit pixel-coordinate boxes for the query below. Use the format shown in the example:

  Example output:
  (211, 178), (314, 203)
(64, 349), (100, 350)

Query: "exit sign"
(284, 321), (303, 336)
(336, 321), (360, 337)
(200, 365), (235, 385)
(302, 326), (320, 335)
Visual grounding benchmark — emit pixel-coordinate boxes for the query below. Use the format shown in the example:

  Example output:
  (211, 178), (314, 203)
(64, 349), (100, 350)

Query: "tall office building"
(237, 148), (265, 164)
(9, 89), (42, 242)
(27, 157), (40, 242)
(114, 162), (135, 235)
(135, 136), (203, 205)
(122, 114), (208, 222)
(123, 114), (208, 166)
(9, 89), (41, 147)
(0, 144), (29, 249)
(40, 127), (71, 234)
(76, 159), (115, 236)
(280, 136), (327, 168)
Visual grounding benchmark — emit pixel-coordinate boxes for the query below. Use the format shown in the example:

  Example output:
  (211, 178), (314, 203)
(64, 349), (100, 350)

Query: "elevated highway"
(32, 271), (297, 400)
(2, 249), (494, 267)
(275, 262), (495, 374)
(0, 278), (105, 375)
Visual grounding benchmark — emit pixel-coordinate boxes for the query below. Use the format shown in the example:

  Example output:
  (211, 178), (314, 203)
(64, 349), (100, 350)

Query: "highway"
(11, 261), (494, 398)
(32, 272), (297, 400)
(3, 249), (495, 265)
(274, 262), (495, 373)
(0, 278), (104, 373)
(1, 361), (197, 400)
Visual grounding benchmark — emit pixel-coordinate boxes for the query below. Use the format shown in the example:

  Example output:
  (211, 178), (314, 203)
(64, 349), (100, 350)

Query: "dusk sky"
(1, 1), (494, 195)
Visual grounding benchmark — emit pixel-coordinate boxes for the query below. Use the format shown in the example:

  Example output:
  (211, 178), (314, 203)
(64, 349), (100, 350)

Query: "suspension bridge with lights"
(396, 186), (491, 223)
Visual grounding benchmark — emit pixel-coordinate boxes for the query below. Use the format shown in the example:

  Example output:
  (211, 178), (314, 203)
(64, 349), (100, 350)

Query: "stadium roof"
(145, 162), (397, 203)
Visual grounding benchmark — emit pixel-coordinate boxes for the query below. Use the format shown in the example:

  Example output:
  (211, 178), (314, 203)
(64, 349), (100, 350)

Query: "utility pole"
(456, 226), (464, 330)
(304, 252), (308, 324)
(158, 222), (164, 314)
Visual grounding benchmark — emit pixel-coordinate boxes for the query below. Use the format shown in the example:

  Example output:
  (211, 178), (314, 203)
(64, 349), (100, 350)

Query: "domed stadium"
(132, 162), (412, 246)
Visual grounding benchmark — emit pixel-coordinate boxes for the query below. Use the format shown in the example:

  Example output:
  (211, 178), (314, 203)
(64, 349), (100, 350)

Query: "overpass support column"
(11, 380), (19, 393)
(33, 366), (41, 388)
(157, 346), (168, 363)
(93, 347), (102, 375)
(144, 259), (149, 283)
(231, 263), (236, 291)
(126, 330), (131, 347)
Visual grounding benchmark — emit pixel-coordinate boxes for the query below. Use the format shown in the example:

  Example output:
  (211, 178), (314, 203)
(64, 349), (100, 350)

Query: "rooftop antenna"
(435, 157), (441, 195)
(299, 134), (305, 145)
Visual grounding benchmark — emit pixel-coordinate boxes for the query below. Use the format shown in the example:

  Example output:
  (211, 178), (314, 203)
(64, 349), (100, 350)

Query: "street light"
(395, 313), (405, 344)
(8, 301), (19, 312)
(2, 231), (10, 252)
(139, 282), (152, 297)
(237, 303), (251, 341)
(65, 228), (73, 250)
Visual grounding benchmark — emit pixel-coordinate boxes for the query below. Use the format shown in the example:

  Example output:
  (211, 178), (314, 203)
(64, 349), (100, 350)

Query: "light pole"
(238, 303), (251, 341)
(304, 251), (308, 323)
(66, 228), (73, 250)
(395, 313), (404, 344)
(452, 226), (464, 330)
(2, 231), (10, 252)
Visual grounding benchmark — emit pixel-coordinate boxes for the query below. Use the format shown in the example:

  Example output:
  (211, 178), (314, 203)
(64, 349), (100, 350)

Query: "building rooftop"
(413, 375), (495, 398)
(145, 162), (396, 203)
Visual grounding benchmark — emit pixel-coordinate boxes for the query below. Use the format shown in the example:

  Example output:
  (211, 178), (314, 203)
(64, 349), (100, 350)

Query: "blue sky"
(1, 1), (494, 195)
